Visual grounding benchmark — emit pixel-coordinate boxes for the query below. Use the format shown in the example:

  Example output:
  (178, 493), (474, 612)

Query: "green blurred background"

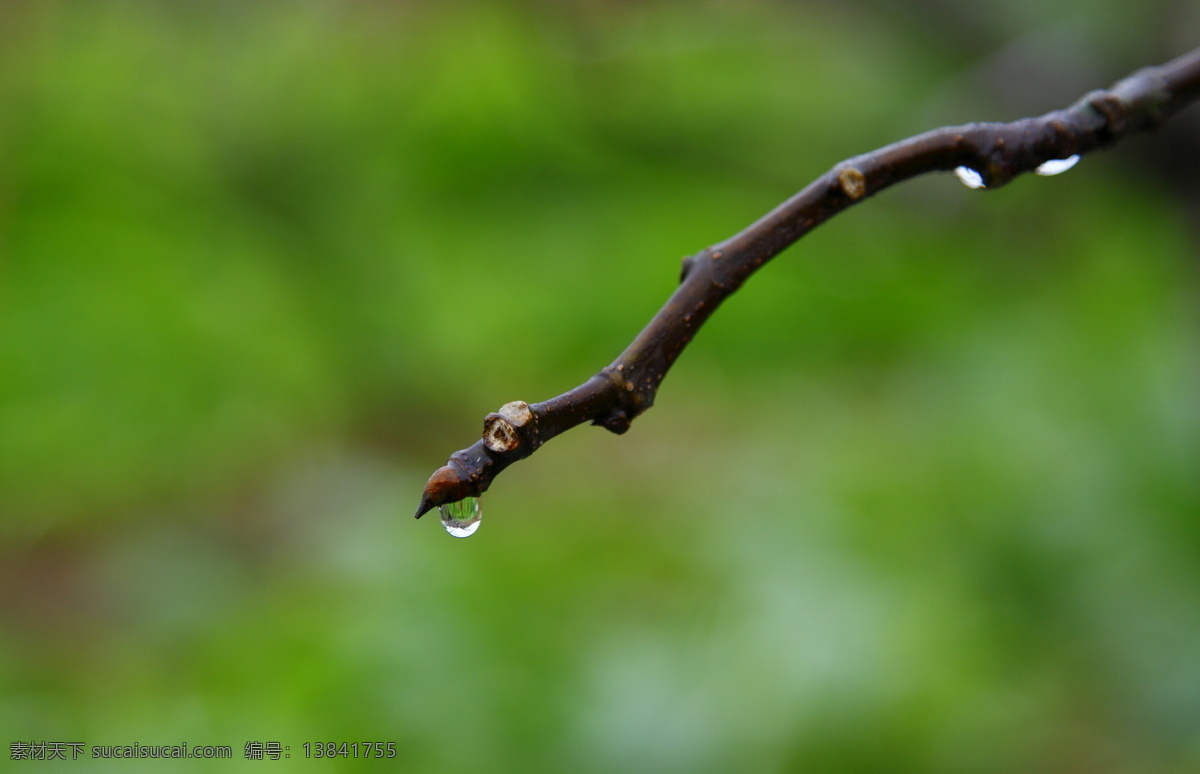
(2, 1), (1198, 771)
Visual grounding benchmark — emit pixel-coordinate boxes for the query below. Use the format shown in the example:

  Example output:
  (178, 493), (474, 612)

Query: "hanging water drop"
(439, 497), (482, 538)
(954, 167), (986, 189)
(1035, 154), (1080, 176)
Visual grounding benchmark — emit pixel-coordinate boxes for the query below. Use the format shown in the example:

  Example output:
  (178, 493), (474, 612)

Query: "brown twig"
(415, 46), (1200, 520)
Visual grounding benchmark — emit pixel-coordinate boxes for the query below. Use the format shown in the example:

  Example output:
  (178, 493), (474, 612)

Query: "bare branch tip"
(414, 462), (473, 520)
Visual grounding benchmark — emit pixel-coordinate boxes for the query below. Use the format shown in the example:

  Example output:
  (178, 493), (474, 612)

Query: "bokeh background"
(2, 1), (1199, 771)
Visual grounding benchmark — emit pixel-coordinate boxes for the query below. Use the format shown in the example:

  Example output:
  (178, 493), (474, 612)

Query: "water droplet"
(1035, 154), (1080, 176)
(439, 497), (481, 538)
(954, 167), (986, 189)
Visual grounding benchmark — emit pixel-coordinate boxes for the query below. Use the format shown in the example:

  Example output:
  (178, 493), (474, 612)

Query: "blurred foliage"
(1, 1), (1198, 772)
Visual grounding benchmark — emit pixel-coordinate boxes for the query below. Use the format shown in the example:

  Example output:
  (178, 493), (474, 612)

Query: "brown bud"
(414, 463), (472, 519)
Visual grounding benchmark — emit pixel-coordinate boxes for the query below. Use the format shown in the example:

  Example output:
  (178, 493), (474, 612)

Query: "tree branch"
(414, 46), (1200, 520)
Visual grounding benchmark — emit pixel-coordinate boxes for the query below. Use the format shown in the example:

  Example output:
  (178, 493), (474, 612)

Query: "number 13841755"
(302, 742), (396, 758)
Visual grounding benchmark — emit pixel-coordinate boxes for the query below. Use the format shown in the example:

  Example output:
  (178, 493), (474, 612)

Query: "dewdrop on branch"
(954, 166), (987, 189)
(439, 497), (482, 538)
(1035, 155), (1081, 176)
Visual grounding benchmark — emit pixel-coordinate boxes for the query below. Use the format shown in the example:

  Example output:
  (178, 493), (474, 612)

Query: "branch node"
(837, 166), (867, 200)
(481, 418), (515, 453)
(482, 400), (537, 453)
(680, 254), (695, 283)
(1083, 89), (1128, 137)
(594, 409), (631, 435)
(1112, 66), (1173, 129)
